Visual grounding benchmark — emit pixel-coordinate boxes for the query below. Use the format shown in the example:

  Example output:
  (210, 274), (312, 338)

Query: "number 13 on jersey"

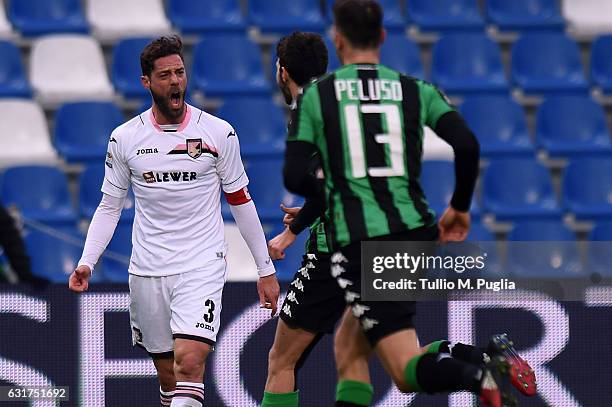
(344, 103), (405, 179)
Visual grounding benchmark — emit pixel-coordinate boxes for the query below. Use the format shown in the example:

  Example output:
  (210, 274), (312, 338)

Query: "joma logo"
(136, 148), (159, 155)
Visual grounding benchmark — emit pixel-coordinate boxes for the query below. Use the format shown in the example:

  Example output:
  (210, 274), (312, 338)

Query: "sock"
(335, 380), (373, 406)
(404, 353), (483, 394)
(171, 382), (204, 407)
(160, 387), (174, 407)
(427, 340), (487, 365)
(261, 391), (298, 407)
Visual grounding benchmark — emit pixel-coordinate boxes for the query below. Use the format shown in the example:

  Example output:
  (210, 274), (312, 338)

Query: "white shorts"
(128, 258), (227, 355)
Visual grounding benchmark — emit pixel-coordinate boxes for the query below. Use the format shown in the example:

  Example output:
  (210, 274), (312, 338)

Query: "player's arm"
(217, 126), (280, 316)
(69, 131), (130, 292)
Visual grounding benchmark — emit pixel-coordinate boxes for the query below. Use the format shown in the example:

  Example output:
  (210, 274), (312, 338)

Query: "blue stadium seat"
(536, 96), (612, 157)
(54, 102), (125, 164)
(482, 158), (561, 220)
(406, 0), (485, 32)
(327, 0), (407, 31)
(78, 165), (135, 221)
(324, 37), (341, 71)
(167, 0), (246, 33)
(24, 226), (86, 282)
(421, 160), (481, 220)
(1, 166), (76, 224)
(243, 158), (302, 222)
(216, 97), (285, 158)
(8, 0), (88, 36)
(485, 0), (564, 31)
(380, 34), (423, 78)
(267, 225), (310, 281)
(563, 158), (612, 220)
(591, 35), (612, 94)
(507, 220), (583, 278)
(511, 33), (588, 95)
(0, 40), (32, 97)
(588, 221), (612, 276)
(193, 34), (270, 97)
(460, 96), (534, 157)
(468, 222), (495, 241)
(102, 221), (132, 282)
(112, 38), (153, 99)
(249, 0), (325, 35)
(431, 33), (508, 95)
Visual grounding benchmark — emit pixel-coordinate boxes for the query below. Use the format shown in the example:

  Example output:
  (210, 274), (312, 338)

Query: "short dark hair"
(276, 32), (328, 87)
(140, 35), (184, 77)
(333, 0), (383, 49)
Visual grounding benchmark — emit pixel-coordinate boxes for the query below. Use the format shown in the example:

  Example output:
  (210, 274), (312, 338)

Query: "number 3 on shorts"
(203, 299), (215, 323)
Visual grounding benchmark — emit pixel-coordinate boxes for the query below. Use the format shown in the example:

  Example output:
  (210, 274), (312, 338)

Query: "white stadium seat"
(86, 0), (172, 42)
(30, 35), (114, 104)
(0, 99), (57, 168)
(0, 0), (13, 38)
(563, 0), (612, 36)
(422, 126), (454, 161)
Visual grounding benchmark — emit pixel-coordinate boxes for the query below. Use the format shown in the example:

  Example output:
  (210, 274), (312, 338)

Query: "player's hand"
(438, 206), (470, 243)
(257, 274), (280, 317)
(68, 265), (92, 292)
(268, 227), (297, 260)
(281, 204), (302, 226)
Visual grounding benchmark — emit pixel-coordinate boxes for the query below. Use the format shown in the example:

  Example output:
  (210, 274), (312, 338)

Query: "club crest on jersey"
(187, 138), (203, 159)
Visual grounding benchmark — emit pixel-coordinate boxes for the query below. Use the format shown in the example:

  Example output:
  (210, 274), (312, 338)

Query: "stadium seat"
(78, 165), (135, 221)
(511, 33), (588, 95)
(249, 0), (326, 35)
(102, 221), (132, 282)
(1, 165), (76, 224)
(460, 96), (534, 157)
(23, 226), (85, 282)
(7, 0), (88, 36)
(192, 34), (270, 97)
(468, 222), (495, 241)
(86, 0), (171, 41)
(421, 160), (481, 220)
(563, 158), (612, 220)
(167, 0), (245, 33)
(30, 35), (114, 103)
(380, 34), (424, 78)
(327, 0), (407, 31)
(591, 35), (612, 94)
(112, 38), (153, 99)
(406, 0), (485, 32)
(79, 166), (135, 221)
(563, 0), (612, 37)
(216, 97), (285, 158)
(243, 158), (302, 223)
(0, 3), (13, 37)
(588, 221), (612, 276)
(536, 96), (612, 157)
(431, 33), (508, 95)
(0, 99), (57, 168)
(507, 220), (583, 278)
(54, 102), (125, 164)
(485, 0), (564, 31)
(0, 40), (32, 97)
(482, 158), (561, 220)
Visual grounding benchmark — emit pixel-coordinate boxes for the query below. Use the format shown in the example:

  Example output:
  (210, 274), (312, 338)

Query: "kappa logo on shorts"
(351, 304), (370, 318)
(282, 303), (292, 317)
(331, 264), (346, 277)
(286, 291), (299, 304)
(331, 252), (348, 264)
(298, 267), (311, 280)
(361, 317), (379, 331)
(337, 277), (353, 289)
(290, 278), (305, 292)
(344, 291), (360, 303)
(305, 253), (317, 261)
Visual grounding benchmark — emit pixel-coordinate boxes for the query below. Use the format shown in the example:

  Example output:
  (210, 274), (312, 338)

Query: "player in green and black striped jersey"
(262, 32), (366, 407)
(282, 1), (532, 407)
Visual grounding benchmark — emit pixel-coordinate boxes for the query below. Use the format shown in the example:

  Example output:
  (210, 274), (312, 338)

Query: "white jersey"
(102, 104), (248, 277)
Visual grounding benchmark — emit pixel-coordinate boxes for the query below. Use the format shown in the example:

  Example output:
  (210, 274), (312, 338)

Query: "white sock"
(160, 387), (174, 407)
(170, 381), (204, 407)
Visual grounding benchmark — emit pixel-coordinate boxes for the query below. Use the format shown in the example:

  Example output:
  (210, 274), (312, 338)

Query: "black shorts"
(280, 252), (346, 334)
(331, 225), (439, 347)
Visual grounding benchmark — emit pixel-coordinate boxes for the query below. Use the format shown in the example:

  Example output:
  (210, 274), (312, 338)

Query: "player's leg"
(129, 274), (177, 407)
(333, 309), (373, 407)
(169, 259), (226, 407)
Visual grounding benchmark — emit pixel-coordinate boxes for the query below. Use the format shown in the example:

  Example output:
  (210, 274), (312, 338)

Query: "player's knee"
(268, 343), (299, 373)
(174, 351), (207, 378)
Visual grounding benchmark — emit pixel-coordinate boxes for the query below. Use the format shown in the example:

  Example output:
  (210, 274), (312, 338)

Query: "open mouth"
(170, 91), (182, 108)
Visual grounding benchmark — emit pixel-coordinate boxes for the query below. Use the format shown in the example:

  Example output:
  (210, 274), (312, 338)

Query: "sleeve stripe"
(221, 171), (246, 187)
(104, 178), (128, 190)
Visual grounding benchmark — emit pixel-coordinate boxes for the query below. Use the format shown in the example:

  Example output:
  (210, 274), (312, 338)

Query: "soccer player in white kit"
(68, 36), (281, 407)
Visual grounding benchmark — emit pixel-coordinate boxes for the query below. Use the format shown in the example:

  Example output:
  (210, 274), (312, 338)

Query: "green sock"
(425, 339), (447, 354)
(261, 390), (298, 407)
(403, 354), (424, 392)
(335, 380), (374, 406)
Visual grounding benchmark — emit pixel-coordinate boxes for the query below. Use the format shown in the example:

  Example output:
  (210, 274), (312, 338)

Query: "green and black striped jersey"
(305, 216), (330, 254)
(287, 64), (454, 248)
